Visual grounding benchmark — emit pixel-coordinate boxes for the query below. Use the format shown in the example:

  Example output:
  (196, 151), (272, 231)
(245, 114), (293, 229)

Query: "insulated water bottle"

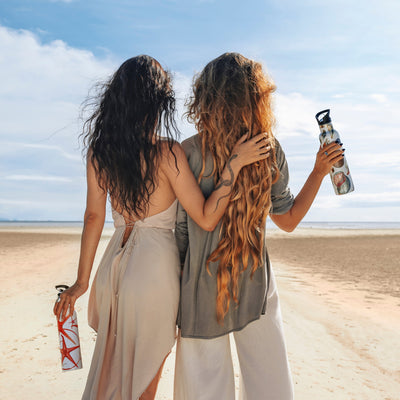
(55, 285), (83, 371)
(315, 109), (354, 195)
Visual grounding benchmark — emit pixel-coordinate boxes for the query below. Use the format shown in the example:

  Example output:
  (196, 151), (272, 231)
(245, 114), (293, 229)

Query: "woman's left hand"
(231, 133), (272, 168)
(313, 142), (344, 177)
(53, 281), (88, 321)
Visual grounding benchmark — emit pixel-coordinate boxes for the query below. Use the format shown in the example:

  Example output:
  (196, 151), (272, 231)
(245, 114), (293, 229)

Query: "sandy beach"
(0, 226), (399, 400)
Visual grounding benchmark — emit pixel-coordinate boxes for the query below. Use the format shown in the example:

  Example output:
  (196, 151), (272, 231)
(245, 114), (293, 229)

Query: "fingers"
(233, 132), (274, 167)
(259, 145), (271, 157)
(320, 141), (342, 153)
(54, 293), (74, 320)
(69, 298), (76, 318)
(53, 302), (59, 318)
(54, 295), (65, 320)
(63, 297), (73, 320)
(253, 142), (271, 158)
(328, 152), (345, 164)
(236, 133), (249, 144)
(251, 137), (272, 162)
(320, 143), (343, 158)
(251, 145), (272, 163)
(249, 132), (273, 144)
(255, 152), (271, 162)
(326, 149), (344, 162)
(240, 134), (271, 152)
(328, 147), (344, 160)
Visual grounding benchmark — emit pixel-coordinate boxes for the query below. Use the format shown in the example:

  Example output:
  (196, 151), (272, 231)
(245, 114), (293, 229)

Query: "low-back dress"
(82, 199), (180, 400)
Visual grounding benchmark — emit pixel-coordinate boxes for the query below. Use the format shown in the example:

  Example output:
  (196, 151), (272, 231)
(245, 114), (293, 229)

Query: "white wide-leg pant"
(174, 269), (294, 400)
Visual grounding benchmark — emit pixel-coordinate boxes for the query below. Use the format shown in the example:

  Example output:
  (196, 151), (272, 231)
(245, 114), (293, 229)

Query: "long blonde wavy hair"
(186, 52), (279, 323)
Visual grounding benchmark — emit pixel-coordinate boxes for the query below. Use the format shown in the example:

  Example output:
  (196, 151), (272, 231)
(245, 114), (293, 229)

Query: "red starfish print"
(70, 315), (79, 330)
(60, 335), (81, 370)
(58, 317), (78, 344)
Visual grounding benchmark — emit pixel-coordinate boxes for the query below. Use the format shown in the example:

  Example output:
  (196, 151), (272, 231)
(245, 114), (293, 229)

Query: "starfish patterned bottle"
(56, 285), (83, 371)
(315, 109), (355, 195)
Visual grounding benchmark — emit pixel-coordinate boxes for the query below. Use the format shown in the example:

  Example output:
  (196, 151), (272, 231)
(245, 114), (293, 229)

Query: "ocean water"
(0, 220), (115, 229)
(1, 220), (400, 230)
(276, 221), (400, 230)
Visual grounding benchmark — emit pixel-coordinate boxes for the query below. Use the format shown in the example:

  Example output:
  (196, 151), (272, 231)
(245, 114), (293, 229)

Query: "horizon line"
(1, 220), (400, 224)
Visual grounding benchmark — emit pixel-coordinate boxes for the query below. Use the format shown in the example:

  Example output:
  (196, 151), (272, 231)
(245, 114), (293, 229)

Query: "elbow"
(202, 222), (217, 232)
(199, 220), (217, 232)
(84, 210), (105, 226)
(282, 224), (296, 233)
(279, 218), (299, 233)
(271, 213), (298, 233)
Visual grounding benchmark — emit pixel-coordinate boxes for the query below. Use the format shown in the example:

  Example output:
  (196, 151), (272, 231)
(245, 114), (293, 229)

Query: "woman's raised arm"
(270, 141), (344, 232)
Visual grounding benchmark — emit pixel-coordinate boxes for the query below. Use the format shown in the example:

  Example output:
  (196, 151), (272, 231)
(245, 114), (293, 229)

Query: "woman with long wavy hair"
(174, 53), (344, 399)
(53, 55), (269, 400)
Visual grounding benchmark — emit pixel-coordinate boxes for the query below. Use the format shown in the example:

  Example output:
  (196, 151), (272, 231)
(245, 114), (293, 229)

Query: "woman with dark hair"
(174, 53), (344, 399)
(53, 55), (269, 400)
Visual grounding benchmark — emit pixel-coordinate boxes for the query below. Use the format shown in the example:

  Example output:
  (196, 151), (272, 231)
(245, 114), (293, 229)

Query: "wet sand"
(0, 227), (399, 399)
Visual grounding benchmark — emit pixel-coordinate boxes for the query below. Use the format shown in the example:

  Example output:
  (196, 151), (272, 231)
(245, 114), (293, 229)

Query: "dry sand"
(0, 226), (399, 399)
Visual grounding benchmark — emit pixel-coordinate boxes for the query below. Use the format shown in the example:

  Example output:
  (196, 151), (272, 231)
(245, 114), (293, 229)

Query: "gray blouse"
(175, 134), (294, 338)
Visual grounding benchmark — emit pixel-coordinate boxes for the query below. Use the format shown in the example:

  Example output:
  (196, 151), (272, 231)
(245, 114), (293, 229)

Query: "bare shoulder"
(159, 140), (187, 175)
(159, 140), (186, 159)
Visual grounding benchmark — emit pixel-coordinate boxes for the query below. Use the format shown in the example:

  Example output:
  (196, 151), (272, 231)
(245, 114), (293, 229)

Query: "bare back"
(110, 140), (178, 228)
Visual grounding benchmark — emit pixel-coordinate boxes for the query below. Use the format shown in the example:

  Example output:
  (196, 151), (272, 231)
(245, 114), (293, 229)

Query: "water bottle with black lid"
(315, 109), (354, 195)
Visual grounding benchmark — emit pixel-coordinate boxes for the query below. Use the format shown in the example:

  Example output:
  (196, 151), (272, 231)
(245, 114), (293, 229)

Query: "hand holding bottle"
(313, 141), (344, 177)
(54, 281), (88, 321)
(315, 109), (354, 195)
(54, 285), (83, 371)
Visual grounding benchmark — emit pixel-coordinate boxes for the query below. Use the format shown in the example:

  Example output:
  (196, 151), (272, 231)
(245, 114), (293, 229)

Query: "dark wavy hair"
(82, 55), (179, 216)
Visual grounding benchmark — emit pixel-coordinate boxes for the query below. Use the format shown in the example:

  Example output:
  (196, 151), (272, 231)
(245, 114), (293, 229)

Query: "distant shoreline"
(1, 220), (400, 230)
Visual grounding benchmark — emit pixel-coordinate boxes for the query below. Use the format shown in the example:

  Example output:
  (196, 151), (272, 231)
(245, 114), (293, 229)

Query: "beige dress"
(82, 200), (180, 400)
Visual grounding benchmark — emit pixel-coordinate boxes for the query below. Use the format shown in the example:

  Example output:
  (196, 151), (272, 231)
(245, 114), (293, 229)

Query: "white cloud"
(4, 175), (73, 182)
(0, 24), (399, 221)
(0, 142), (82, 161)
(369, 94), (389, 104)
(351, 152), (400, 169)
(274, 92), (319, 138)
(332, 93), (353, 99)
(0, 25), (115, 220)
(0, 25), (116, 148)
(172, 71), (197, 140)
(315, 192), (400, 206)
(0, 27), (114, 102)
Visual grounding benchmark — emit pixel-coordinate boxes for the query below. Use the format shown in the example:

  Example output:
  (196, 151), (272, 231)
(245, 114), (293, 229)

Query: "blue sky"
(0, 0), (399, 221)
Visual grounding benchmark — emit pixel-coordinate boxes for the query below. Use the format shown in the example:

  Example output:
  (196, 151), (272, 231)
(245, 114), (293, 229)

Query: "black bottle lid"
(56, 284), (70, 298)
(315, 109), (331, 125)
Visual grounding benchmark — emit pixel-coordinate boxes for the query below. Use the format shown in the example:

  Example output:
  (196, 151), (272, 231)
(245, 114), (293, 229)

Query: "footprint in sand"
(22, 335), (39, 343)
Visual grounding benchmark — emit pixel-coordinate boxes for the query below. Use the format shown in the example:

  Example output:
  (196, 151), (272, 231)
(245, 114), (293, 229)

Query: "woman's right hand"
(231, 133), (272, 168)
(313, 141), (344, 177)
(53, 281), (88, 321)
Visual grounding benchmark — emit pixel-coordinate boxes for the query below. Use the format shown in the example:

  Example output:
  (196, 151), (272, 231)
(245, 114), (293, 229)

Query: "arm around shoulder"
(163, 134), (271, 231)
(162, 141), (218, 231)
